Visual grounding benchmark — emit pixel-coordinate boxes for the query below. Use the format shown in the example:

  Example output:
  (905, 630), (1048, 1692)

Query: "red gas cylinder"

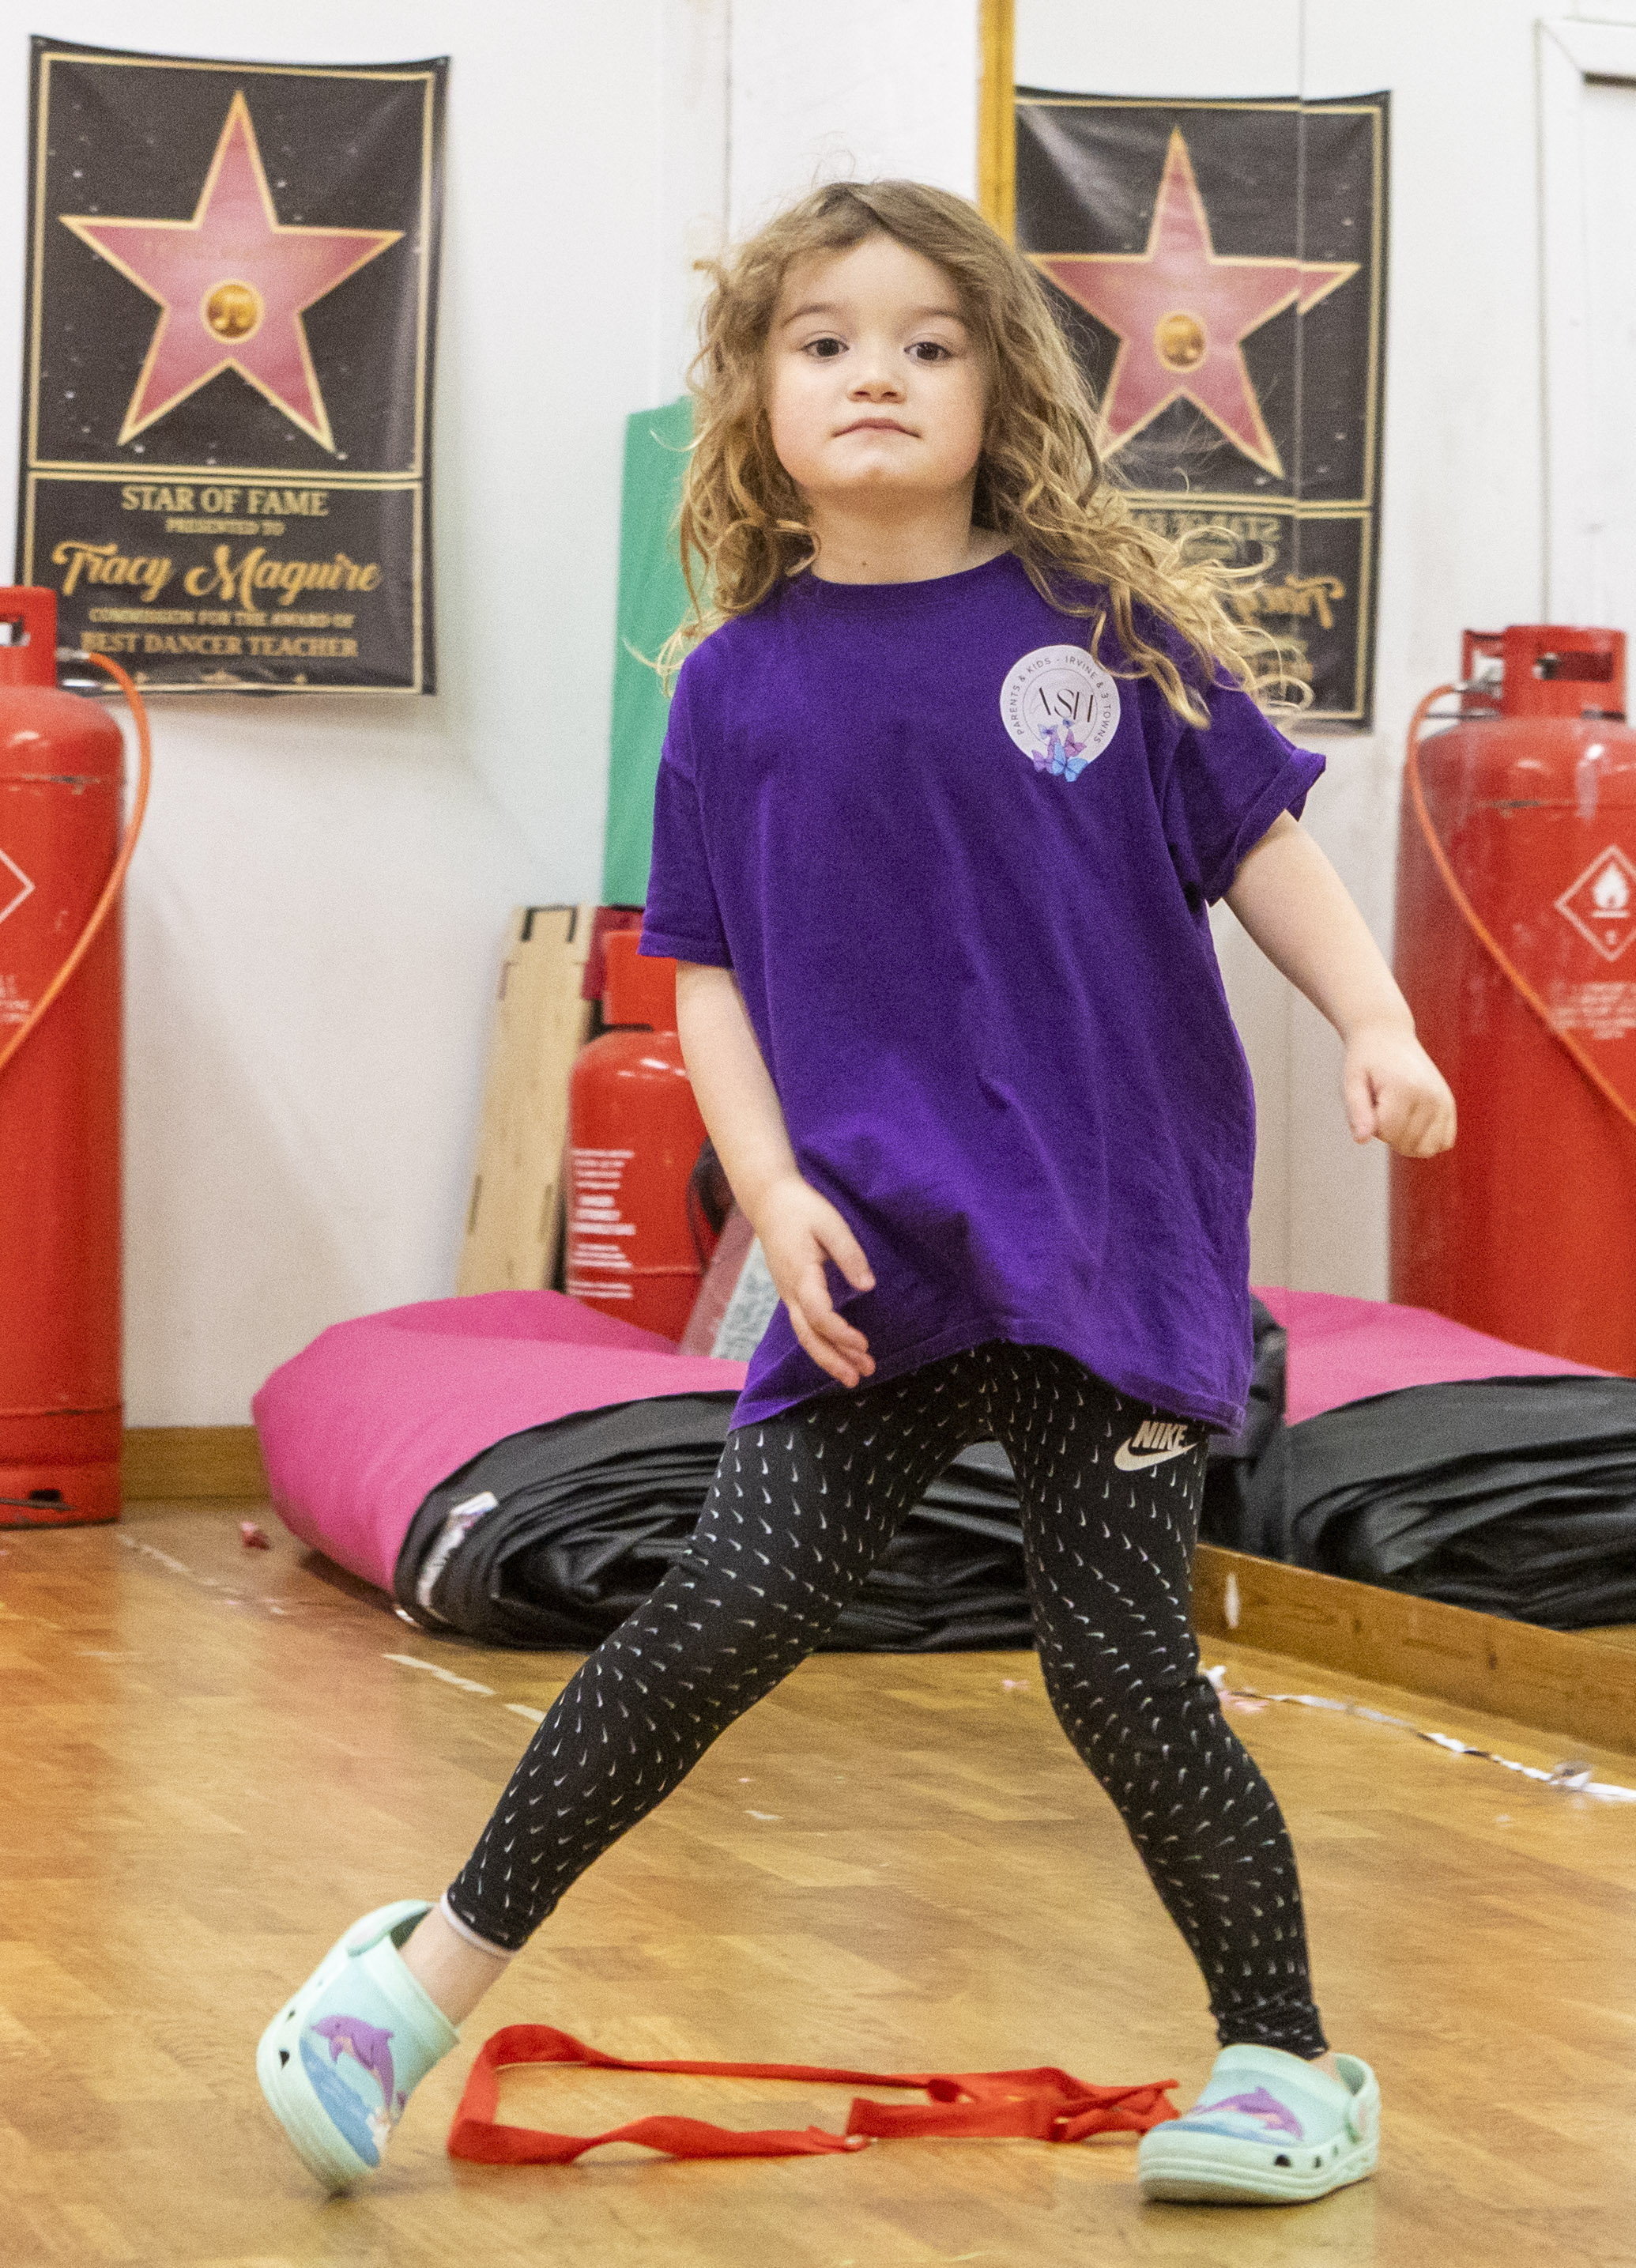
(565, 930), (709, 1340)
(1391, 623), (1636, 1371)
(0, 589), (126, 1523)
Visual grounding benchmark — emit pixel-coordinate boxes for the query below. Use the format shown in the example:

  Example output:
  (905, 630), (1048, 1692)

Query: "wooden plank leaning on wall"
(457, 902), (597, 1296)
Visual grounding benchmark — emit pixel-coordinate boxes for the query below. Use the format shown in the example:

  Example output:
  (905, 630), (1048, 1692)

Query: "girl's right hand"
(752, 1175), (876, 1388)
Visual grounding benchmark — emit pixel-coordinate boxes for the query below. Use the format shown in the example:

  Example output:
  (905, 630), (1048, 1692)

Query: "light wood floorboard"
(3, 1501), (1634, 2265)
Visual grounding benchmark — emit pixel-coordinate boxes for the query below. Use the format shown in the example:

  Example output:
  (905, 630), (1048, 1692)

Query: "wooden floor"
(6, 1504), (1636, 2266)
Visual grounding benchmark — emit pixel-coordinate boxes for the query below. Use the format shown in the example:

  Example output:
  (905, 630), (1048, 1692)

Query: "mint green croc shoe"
(257, 1900), (459, 2191)
(1137, 2044), (1379, 2205)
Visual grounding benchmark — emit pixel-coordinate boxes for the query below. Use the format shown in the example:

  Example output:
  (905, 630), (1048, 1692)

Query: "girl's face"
(764, 232), (988, 513)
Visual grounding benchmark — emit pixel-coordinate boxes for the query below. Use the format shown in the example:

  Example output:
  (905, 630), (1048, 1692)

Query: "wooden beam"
(1196, 1543), (1636, 1758)
(978, 0), (1015, 239)
(458, 903), (596, 1296)
(123, 1426), (266, 1502)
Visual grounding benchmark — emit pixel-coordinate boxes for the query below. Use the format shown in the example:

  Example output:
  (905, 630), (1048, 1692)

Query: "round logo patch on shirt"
(999, 644), (1121, 780)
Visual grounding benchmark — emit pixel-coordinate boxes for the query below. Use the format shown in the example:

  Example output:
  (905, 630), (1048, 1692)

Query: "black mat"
(1225, 1373), (1636, 1628)
(393, 1393), (1033, 1652)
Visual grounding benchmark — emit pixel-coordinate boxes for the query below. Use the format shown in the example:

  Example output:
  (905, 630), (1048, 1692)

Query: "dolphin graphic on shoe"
(309, 2013), (397, 2110)
(1138, 2044), (1380, 2206)
(259, 1900), (461, 2190)
(1191, 2084), (1304, 2138)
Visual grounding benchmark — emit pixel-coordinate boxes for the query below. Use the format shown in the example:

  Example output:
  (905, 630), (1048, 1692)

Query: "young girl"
(260, 180), (1454, 2207)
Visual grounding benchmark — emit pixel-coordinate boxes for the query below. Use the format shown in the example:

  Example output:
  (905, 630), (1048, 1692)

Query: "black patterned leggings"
(445, 1339), (1327, 2055)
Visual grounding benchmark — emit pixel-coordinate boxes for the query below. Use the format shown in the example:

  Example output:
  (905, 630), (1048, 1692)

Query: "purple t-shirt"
(639, 552), (1321, 1433)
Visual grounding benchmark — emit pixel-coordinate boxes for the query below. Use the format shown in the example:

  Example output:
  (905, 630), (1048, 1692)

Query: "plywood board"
(457, 904), (595, 1295)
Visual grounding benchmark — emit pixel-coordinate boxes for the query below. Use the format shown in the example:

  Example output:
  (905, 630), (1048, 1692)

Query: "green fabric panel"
(601, 395), (694, 907)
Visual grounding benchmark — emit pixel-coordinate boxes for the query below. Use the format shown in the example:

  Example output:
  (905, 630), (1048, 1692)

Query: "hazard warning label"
(0, 845), (34, 929)
(1555, 844), (1636, 961)
(1548, 979), (1636, 1042)
(565, 1145), (637, 1302)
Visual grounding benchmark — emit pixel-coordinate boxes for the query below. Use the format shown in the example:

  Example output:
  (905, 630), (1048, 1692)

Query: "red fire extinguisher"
(1391, 623), (1636, 1372)
(566, 929), (711, 1340)
(0, 589), (151, 1526)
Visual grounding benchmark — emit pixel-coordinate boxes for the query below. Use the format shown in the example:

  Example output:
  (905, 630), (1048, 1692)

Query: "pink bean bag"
(1253, 1286), (1602, 1425)
(253, 1292), (747, 1592)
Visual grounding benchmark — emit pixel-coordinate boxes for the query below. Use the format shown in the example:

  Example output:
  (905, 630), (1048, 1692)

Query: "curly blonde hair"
(665, 179), (1295, 724)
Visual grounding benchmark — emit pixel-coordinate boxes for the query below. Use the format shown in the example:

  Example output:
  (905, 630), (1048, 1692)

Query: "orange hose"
(0, 649), (153, 1082)
(1405, 681), (1636, 1138)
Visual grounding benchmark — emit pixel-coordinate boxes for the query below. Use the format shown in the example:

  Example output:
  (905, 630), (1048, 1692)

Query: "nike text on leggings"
(444, 1338), (1328, 2057)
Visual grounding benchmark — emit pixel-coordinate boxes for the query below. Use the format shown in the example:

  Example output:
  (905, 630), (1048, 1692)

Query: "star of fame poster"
(17, 37), (446, 693)
(1016, 91), (1388, 726)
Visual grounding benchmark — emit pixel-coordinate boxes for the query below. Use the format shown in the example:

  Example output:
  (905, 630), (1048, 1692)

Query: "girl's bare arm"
(1224, 813), (1456, 1157)
(674, 961), (876, 1386)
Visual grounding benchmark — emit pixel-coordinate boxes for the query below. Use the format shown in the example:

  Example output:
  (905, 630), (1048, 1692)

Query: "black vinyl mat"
(393, 1392), (1033, 1652)
(1222, 1373), (1636, 1628)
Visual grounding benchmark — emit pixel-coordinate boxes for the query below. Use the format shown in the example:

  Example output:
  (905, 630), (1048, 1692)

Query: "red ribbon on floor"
(448, 2024), (1178, 2164)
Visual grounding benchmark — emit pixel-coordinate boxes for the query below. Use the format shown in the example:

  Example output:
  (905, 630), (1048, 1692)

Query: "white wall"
(728, 2), (979, 235)
(1017, 0), (1585, 1296)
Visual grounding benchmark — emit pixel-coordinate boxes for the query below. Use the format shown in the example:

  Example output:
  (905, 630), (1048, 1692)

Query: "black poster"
(17, 37), (446, 693)
(1016, 91), (1388, 727)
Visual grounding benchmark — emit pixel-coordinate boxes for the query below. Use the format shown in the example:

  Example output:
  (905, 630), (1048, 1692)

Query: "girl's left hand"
(1342, 1021), (1457, 1157)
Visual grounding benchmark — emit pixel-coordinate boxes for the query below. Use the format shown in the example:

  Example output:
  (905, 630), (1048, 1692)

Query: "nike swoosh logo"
(1113, 1440), (1194, 1472)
